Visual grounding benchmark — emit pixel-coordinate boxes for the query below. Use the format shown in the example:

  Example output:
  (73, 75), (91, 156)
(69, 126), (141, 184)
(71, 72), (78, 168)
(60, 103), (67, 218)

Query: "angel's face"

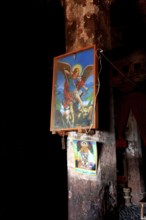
(72, 68), (80, 79)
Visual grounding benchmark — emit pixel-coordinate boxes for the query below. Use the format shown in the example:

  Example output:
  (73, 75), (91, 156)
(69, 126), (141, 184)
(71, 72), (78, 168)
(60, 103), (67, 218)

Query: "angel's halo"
(72, 64), (82, 75)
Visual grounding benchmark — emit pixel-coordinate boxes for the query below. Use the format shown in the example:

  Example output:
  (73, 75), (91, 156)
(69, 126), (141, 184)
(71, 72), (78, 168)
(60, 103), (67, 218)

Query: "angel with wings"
(56, 61), (94, 126)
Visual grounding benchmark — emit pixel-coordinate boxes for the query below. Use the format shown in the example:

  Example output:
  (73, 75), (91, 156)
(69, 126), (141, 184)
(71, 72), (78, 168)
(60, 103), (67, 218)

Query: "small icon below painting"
(73, 139), (98, 175)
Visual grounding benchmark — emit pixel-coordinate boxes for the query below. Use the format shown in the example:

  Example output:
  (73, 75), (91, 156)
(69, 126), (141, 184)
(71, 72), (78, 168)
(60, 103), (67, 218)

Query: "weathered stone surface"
(126, 141), (145, 204)
(67, 101), (117, 220)
(64, 0), (146, 219)
(65, 0), (112, 52)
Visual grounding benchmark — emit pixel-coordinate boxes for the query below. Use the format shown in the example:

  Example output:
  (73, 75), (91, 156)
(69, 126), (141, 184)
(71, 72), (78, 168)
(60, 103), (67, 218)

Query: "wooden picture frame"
(50, 45), (98, 133)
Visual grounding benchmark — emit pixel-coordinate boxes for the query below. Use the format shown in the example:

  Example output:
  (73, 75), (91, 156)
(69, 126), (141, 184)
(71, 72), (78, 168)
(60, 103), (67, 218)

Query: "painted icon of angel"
(56, 61), (94, 127)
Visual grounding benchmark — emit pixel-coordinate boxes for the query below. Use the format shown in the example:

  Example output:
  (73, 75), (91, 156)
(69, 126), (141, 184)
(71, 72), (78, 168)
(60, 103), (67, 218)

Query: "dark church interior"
(1, 0), (146, 219)
(1, 0), (67, 219)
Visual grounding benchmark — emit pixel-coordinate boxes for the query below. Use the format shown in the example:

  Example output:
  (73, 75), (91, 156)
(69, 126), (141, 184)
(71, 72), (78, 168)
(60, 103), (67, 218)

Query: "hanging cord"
(84, 51), (102, 134)
(99, 49), (144, 92)
(82, 47), (145, 134)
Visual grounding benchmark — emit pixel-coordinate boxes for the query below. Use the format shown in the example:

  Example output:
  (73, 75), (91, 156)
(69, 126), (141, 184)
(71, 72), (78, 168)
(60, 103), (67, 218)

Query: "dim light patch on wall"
(73, 139), (98, 175)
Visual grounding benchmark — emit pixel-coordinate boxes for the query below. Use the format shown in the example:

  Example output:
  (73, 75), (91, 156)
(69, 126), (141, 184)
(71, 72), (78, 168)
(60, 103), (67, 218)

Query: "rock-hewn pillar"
(65, 0), (112, 52)
(64, 0), (117, 219)
(126, 112), (145, 204)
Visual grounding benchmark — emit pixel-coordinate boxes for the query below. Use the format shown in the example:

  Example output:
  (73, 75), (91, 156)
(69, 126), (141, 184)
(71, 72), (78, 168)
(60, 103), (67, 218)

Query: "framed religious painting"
(50, 45), (98, 133)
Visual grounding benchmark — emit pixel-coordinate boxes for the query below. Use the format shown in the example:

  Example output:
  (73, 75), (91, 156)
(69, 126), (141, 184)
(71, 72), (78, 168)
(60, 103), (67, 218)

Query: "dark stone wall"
(65, 1), (117, 220)
(64, 0), (146, 218)
(1, 0), (67, 219)
(2, 0), (146, 219)
(110, 0), (146, 49)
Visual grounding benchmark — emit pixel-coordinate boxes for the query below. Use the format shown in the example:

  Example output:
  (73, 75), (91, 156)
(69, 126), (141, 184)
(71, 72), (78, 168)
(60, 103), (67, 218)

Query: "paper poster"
(73, 139), (98, 175)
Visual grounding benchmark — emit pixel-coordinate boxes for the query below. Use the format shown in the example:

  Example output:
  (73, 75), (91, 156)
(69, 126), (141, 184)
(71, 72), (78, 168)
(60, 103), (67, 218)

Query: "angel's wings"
(55, 61), (71, 76)
(81, 65), (94, 83)
(55, 61), (94, 84)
